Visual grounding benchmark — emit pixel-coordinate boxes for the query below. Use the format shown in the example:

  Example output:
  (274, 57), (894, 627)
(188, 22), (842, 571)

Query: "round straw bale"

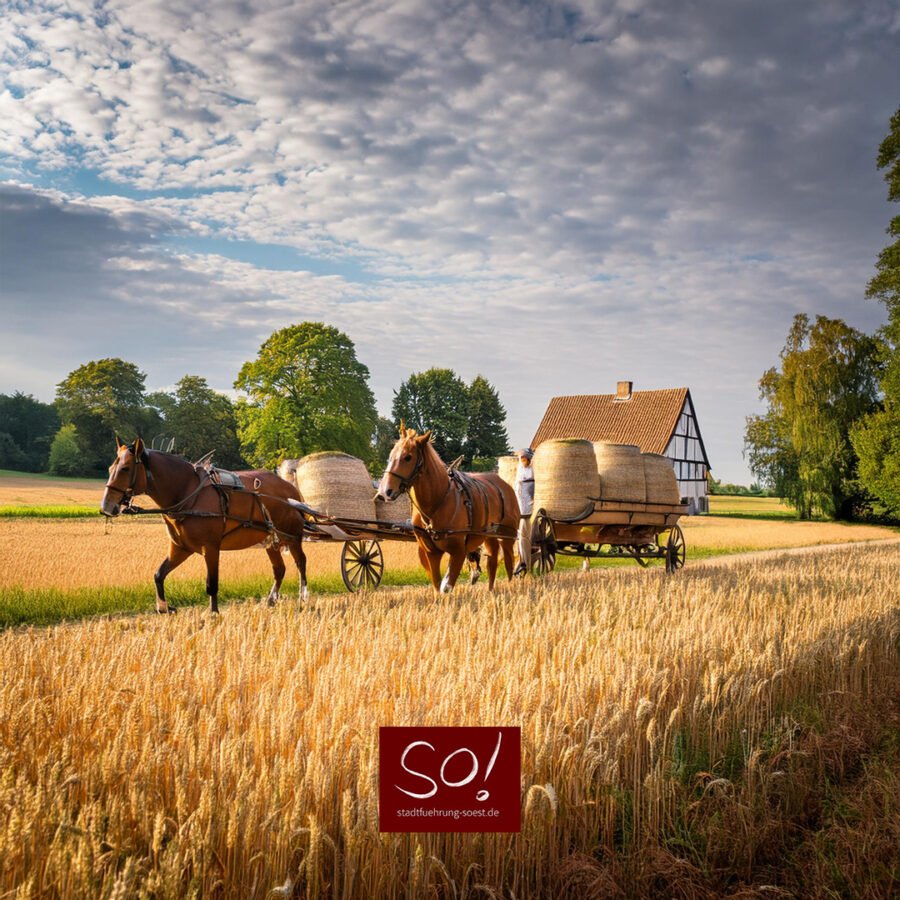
(497, 455), (519, 489)
(294, 451), (376, 520)
(532, 439), (599, 520)
(376, 491), (412, 524)
(593, 442), (646, 503)
(643, 453), (680, 505)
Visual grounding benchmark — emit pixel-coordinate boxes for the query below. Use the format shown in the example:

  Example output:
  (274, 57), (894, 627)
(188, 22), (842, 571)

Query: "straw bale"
(294, 452), (376, 520)
(593, 442), (646, 503)
(643, 453), (681, 504)
(376, 491), (412, 524)
(497, 456), (519, 489)
(276, 459), (301, 492)
(532, 439), (599, 520)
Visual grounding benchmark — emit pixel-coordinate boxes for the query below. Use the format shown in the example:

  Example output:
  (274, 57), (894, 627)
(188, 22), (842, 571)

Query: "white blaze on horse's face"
(100, 446), (136, 517)
(377, 439), (418, 501)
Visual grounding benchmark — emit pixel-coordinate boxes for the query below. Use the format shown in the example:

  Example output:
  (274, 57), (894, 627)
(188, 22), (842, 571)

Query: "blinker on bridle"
(105, 443), (147, 507)
(382, 444), (424, 494)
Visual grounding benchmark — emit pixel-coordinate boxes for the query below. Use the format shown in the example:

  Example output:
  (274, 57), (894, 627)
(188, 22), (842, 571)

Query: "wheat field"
(1, 543), (897, 898)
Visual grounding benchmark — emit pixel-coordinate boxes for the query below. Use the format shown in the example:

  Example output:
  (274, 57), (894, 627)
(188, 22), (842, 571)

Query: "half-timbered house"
(531, 381), (711, 513)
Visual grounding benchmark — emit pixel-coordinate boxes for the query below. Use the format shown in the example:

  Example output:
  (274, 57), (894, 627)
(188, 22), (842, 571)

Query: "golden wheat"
(0, 544), (897, 897)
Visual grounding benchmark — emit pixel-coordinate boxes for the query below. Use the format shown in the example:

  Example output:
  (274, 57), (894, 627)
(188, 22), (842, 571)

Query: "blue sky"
(1, 0), (898, 481)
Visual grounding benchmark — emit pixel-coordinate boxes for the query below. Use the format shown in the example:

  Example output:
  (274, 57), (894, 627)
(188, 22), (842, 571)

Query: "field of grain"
(707, 494), (792, 516)
(0, 472), (106, 507)
(1, 512), (894, 594)
(1, 543), (896, 898)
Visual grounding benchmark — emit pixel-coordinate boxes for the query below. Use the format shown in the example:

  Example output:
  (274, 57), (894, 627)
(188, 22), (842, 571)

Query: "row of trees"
(744, 106), (900, 520)
(1, 323), (511, 477)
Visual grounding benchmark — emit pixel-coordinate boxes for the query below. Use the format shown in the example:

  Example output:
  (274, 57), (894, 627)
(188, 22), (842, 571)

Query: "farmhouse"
(531, 381), (711, 514)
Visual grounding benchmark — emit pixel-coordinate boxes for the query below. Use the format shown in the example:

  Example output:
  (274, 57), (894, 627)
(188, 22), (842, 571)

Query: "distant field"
(0, 470), (107, 510)
(707, 494), (793, 517)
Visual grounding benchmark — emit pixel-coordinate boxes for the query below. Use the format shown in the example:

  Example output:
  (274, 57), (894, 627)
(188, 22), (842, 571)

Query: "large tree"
(55, 359), (158, 473)
(151, 376), (244, 469)
(744, 314), (881, 519)
(852, 106), (900, 515)
(234, 323), (377, 467)
(391, 368), (470, 462)
(0, 392), (58, 472)
(464, 375), (510, 469)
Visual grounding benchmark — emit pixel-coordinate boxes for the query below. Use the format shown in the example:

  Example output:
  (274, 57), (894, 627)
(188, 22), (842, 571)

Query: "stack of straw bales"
(593, 442), (646, 503)
(497, 455), (519, 489)
(532, 439), (599, 520)
(376, 492), (412, 524)
(643, 453), (681, 504)
(294, 452), (376, 520)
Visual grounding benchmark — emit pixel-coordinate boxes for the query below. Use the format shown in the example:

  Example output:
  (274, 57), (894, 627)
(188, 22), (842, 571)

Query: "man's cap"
(517, 447), (534, 460)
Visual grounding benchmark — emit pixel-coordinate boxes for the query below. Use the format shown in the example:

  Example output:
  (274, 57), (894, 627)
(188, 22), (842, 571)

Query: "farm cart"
(530, 499), (688, 575)
(290, 501), (418, 592)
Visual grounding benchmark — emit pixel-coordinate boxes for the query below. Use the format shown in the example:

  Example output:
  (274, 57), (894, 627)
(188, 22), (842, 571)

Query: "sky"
(1, 0), (898, 483)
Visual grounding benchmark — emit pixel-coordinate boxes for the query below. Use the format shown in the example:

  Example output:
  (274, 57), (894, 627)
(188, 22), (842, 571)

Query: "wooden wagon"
(530, 497), (687, 575)
(290, 501), (418, 592)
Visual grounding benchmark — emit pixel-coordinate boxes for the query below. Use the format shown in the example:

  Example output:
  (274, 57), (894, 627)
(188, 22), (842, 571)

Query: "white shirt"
(515, 462), (535, 516)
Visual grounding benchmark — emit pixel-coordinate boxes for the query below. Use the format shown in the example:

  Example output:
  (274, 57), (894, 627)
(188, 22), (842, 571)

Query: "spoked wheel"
(530, 510), (557, 576)
(340, 540), (384, 592)
(664, 525), (686, 574)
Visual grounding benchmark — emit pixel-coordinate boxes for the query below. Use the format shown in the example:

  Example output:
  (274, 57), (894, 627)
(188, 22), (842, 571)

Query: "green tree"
(234, 323), (377, 468)
(391, 368), (470, 462)
(745, 314), (881, 519)
(0, 392), (58, 471)
(464, 375), (510, 469)
(151, 376), (244, 468)
(853, 106), (900, 515)
(48, 424), (88, 476)
(370, 416), (398, 475)
(55, 359), (155, 473)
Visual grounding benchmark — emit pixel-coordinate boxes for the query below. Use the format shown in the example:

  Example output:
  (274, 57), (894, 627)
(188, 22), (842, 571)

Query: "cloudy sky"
(1, 0), (898, 481)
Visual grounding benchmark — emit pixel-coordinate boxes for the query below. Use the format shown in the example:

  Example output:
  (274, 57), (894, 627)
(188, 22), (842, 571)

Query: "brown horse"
(100, 437), (308, 614)
(376, 427), (519, 593)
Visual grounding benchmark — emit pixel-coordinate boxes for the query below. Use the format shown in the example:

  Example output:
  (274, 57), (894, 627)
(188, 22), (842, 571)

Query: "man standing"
(513, 448), (535, 576)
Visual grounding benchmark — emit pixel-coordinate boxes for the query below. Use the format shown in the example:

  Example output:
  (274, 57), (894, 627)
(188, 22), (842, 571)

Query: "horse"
(100, 437), (308, 614)
(376, 427), (519, 593)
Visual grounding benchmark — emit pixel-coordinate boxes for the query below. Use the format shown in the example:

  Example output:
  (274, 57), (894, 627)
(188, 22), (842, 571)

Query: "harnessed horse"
(101, 437), (308, 614)
(376, 427), (519, 593)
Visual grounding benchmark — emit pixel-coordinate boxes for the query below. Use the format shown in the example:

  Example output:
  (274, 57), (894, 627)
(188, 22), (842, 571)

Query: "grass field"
(707, 494), (794, 518)
(1, 543), (896, 897)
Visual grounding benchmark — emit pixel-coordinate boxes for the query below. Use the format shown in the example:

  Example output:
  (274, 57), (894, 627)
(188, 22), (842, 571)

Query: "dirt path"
(687, 536), (900, 568)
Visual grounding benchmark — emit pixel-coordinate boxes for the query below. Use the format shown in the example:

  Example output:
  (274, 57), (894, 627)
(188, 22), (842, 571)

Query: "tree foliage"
(234, 323), (377, 468)
(854, 106), (900, 515)
(744, 314), (881, 519)
(151, 376), (244, 468)
(48, 424), (88, 476)
(464, 375), (510, 469)
(391, 368), (470, 462)
(55, 359), (159, 473)
(370, 416), (398, 475)
(0, 392), (58, 472)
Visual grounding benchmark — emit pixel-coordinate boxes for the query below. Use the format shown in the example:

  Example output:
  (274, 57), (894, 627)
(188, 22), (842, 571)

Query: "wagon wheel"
(531, 510), (557, 576)
(340, 540), (384, 592)
(664, 526), (686, 574)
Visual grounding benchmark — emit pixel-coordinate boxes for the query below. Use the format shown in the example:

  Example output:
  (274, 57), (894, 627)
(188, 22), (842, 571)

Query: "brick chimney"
(615, 380), (633, 400)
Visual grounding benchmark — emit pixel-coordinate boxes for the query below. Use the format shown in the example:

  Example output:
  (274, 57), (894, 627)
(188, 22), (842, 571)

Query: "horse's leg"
(483, 538), (500, 591)
(204, 545), (221, 614)
(265, 546), (286, 607)
(420, 544), (443, 593)
(501, 538), (516, 581)
(467, 550), (482, 585)
(287, 540), (309, 601)
(441, 547), (467, 594)
(154, 542), (192, 614)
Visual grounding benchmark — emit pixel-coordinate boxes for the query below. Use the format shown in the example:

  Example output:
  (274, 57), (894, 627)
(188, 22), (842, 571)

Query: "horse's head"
(376, 423), (432, 501)
(100, 436), (149, 517)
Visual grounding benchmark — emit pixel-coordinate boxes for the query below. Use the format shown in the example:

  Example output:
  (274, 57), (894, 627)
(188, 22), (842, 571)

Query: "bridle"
(104, 445), (147, 509)
(382, 444), (424, 495)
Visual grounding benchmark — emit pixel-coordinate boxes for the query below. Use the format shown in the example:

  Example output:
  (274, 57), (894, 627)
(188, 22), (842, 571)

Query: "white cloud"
(0, 1), (897, 480)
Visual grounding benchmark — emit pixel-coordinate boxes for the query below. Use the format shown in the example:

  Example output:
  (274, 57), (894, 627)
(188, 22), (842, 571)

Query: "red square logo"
(379, 727), (521, 832)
